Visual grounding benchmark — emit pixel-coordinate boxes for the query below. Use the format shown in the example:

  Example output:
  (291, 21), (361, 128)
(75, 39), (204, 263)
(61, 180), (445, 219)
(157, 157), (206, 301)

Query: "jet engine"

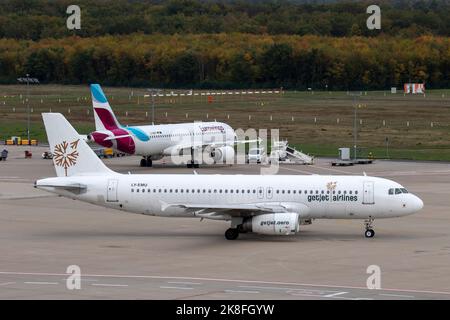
(240, 213), (300, 235)
(211, 146), (235, 163)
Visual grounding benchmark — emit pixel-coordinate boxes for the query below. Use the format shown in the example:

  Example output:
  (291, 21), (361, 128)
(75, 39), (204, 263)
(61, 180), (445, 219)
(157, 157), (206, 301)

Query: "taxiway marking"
(2, 271), (449, 296)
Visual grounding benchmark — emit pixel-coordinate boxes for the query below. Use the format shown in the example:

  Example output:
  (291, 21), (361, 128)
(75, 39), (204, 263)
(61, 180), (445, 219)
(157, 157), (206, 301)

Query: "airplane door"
(363, 181), (374, 205)
(107, 179), (119, 202)
(257, 187), (264, 199)
(266, 187), (273, 199)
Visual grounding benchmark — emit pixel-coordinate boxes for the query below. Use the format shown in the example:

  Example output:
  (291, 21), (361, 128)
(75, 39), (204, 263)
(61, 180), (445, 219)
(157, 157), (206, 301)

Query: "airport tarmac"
(0, 146), (449, 299)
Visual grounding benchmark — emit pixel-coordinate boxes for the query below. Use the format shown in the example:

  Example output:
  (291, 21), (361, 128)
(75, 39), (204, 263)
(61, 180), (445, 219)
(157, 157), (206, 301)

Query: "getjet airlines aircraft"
(87, 84), (244, 168)
(37, 113), (424, 240)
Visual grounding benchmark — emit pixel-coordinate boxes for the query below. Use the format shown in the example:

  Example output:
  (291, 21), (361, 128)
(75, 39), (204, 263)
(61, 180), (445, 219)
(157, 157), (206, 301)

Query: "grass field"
(1, 84), (450, 161)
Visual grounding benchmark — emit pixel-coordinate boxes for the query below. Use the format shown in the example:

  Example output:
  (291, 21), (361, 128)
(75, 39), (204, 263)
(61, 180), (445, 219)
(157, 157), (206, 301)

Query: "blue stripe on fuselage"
(124, 126), (150, 142)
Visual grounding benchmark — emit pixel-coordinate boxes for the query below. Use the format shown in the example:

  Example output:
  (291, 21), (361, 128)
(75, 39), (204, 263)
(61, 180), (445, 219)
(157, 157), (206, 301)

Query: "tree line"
(1, 0), (450, 40)
(1, 34), (448, 89)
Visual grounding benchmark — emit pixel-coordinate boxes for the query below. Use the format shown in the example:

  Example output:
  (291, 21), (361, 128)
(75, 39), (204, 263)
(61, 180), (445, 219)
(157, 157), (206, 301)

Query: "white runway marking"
(225, 290), (259, 294)
(324, 291), (348, 298)
(92, 283), (128, 287)
(2, 271), (449, 296)
(379, 293), (415, 298)
(24, 281), (58, 285)
(278, 167), (313, 175)
(0, 282), (15, 286)
(160, 286), (193, 290)
(167, 281), (202, 285)
(62, 278), (98, 282)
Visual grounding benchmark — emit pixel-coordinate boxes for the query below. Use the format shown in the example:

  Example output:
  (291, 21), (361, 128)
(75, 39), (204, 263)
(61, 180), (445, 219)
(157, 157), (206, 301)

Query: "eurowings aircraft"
(87, 84), (245, 168)
(36, 113), (424, 240)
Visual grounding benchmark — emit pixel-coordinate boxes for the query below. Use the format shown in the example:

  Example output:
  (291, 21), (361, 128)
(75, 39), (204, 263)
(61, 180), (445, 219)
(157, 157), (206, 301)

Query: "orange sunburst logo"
(53, 139), (80, 176)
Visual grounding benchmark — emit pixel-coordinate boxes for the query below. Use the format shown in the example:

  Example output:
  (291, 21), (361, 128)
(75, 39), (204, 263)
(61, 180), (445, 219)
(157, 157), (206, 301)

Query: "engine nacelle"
(211, 146), (235, 163)
(241, 213), (300, 235)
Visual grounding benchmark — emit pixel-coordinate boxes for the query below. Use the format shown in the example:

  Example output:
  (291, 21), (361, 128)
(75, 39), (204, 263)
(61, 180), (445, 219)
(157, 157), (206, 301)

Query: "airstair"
(270, 140), (314, 165)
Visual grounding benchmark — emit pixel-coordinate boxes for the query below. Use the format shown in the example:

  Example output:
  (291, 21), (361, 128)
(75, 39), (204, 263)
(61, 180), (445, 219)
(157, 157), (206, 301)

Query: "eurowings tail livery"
(88, 84), (238, 168)
(36, 113), (423, 240)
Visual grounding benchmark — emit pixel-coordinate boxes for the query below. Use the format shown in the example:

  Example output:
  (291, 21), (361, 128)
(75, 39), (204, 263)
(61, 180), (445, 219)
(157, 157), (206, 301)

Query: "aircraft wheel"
(140, 158), (147, 167)
(365, 229), (375, 238)
(146, 159), (153, 167)
(193, 163), (200, 168)
(187, 163), (193, 168)
(225, 228), (239, 240)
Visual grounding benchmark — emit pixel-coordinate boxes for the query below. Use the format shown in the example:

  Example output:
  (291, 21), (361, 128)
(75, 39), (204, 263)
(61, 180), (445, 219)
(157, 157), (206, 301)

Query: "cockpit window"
(389, 188), (409, 195)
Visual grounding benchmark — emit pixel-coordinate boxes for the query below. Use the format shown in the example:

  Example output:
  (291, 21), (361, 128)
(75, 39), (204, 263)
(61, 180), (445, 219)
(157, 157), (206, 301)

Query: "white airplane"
(87, 84), (245, 168)
(36, 113), (424, 240)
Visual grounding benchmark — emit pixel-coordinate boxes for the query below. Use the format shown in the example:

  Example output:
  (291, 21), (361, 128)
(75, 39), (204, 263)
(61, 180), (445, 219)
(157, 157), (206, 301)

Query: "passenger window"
(131, 189), (134, 192)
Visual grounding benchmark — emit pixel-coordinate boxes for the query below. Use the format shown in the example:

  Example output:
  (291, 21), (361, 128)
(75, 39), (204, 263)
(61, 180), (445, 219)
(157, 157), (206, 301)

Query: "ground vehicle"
(246, 147), (266, 164)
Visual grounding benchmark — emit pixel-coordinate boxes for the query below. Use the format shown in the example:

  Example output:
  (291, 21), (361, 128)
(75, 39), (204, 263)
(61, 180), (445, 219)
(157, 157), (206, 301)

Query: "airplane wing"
(160, 201), (298, 217)
(163, 138), (261, 155)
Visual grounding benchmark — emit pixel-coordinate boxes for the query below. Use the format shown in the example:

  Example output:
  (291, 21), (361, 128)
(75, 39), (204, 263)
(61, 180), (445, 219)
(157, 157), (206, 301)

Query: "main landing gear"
(187, 147), (199, 168)
(140, 156), (153, 167)
(225, 228), (239, 240)
(364, 218), (375, 238)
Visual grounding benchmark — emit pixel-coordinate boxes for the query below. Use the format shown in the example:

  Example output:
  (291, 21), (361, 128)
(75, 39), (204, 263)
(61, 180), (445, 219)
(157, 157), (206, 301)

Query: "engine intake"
(211, 146), (235, 163)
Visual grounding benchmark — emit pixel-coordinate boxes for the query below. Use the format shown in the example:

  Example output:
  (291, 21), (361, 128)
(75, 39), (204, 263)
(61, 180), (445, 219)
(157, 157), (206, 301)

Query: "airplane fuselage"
(89, 121), (236, 157)
(36, 174), (423, 221)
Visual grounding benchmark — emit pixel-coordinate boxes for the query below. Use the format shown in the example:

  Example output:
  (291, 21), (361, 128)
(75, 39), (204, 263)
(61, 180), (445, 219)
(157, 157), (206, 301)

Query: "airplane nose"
(413, 196), (424, 211)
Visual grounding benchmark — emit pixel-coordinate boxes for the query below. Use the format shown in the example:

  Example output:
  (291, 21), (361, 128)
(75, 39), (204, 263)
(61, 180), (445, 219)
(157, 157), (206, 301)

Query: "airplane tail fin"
(42, 113), (115, 177)
(90, 84), (121, 131)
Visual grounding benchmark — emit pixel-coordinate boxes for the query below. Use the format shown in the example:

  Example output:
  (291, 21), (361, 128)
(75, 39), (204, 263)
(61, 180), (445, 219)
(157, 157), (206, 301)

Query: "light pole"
(349, 91), (362, 161)
(17, 75), (39, 142)
(147, 88), (161, 125)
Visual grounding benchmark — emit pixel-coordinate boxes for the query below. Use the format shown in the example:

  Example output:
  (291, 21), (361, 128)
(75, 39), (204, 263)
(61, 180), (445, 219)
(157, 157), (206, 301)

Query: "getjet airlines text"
(308, 194), (358, 202)
(176, 304), (275, 317)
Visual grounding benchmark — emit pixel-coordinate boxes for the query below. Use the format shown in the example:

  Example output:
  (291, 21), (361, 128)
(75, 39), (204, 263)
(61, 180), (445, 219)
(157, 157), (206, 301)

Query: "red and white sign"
(404, 83), (425, 94)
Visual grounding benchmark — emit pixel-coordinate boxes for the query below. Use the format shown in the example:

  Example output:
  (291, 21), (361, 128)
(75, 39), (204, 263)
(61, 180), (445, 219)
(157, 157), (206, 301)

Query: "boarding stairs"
(270, 140), (314, 165)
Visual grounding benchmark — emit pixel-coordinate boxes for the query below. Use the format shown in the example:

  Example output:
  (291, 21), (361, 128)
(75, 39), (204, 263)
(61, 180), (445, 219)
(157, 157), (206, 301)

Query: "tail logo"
(54, 139), (80, 176)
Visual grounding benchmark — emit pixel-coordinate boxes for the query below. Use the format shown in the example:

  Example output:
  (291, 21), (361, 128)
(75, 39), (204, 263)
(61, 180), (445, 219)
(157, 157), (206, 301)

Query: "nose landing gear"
(364, 218), (375, 238)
